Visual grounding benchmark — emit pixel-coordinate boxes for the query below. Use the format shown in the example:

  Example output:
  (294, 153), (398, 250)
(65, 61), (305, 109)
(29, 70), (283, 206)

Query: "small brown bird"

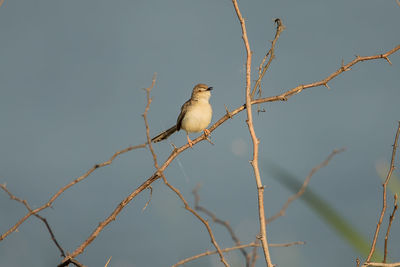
(152, 83), (213, 147)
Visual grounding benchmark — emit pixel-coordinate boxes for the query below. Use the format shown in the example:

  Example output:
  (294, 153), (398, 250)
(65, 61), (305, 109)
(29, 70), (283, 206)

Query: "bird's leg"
(186, 133), (194, 148)
(203, 129), (214, 145)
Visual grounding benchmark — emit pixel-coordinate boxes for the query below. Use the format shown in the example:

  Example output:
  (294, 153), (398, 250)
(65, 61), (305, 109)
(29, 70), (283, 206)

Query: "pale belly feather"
(181, 103), (212, 133)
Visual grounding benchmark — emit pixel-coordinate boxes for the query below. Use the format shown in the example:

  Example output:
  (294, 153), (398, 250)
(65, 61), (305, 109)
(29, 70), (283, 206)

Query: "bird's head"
(191, 83), (213, 101)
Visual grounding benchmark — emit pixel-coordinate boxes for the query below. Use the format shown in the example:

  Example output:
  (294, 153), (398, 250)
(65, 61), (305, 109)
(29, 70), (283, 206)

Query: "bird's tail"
(151, 125), (178, 143)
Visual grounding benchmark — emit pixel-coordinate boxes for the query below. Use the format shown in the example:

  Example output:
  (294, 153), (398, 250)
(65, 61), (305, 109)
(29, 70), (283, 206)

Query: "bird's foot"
(187, 135), (194, 149)
(203, 129), (214, 145)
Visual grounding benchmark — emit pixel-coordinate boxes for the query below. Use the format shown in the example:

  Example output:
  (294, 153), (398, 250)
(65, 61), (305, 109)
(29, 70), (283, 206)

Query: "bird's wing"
(176, 99), (192, 131)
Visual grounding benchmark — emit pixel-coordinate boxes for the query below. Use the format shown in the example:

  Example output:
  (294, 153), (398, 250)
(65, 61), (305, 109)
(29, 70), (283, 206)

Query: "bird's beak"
(207, 87), (213, 91)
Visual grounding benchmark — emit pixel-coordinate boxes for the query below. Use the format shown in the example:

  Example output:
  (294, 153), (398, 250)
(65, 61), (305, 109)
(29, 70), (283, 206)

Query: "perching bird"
(151, 83), (213, 147)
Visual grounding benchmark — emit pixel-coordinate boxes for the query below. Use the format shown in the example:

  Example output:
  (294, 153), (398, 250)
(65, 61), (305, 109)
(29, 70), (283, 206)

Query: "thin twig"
(141, 185), (153, 212)
(0, 184), (66, 257)
(251, 18), (285, 99)
(173, 241), (304, 267)
(193, 185), (251, 267)
(383, 194), (398, 263)
(69, 258), (86, 267)
(365, 263), (400, 267)
(104, 256), (112, 267)
(231, 0), (273, 265)
(267, 148), (345, 223)
(363, 122), (400, 264)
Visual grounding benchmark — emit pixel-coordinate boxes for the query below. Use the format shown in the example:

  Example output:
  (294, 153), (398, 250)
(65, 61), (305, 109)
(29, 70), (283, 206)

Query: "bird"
(152, 83), (213, 147)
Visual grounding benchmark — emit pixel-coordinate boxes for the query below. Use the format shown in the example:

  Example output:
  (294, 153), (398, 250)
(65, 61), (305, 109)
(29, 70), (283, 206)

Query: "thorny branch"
(0, 184), (66, 257)
(251, 18), (285, 100)
(231, 0), (273, 265)
(364, 263), (400, 267)
(252, 45), (400, 106)
(267, 148), (345, 224)
(362, 122), (400, 266)
(173, 241), (304, 267)
(383, 194), (398, 263)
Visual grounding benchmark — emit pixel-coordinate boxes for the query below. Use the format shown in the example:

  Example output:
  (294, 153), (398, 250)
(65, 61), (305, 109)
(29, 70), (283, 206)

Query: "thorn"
(205, 136), (214, 145)
(170, 142), (178, 152)
(384, 56), (392, 65)
(224, 104), (232, 118)
(324, 83), (330, 89)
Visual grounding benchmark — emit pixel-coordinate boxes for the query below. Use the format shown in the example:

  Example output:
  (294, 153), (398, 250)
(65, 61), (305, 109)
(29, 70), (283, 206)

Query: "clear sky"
(0, 0), (399, 266)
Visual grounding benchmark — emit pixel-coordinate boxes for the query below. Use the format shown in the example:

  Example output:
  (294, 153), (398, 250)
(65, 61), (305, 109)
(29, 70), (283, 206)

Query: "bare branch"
(141, 185), (153, 212)
(383, 194), (398, 262)
(104, 256), (112, 267)
(173, 241), (304, 267)
(0, 184), (66, 257)
(267, 148), (345, 223)
(363, 122), (400, 265)
(251, 18), (285, 99)
(231, 0), (273, 265)
(365, 263), (400, 267)
(252, 45), (400, 105)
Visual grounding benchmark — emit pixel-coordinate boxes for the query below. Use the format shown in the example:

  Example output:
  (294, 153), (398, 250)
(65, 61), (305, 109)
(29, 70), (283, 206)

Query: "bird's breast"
(181, 102), (212, 133)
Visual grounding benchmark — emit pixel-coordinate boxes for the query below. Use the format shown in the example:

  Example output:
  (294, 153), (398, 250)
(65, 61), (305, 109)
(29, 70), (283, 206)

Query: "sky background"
(0, 0), (399, 266)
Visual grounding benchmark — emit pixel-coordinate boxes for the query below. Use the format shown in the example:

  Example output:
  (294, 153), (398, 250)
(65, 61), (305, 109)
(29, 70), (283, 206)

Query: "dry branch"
(173, 241), (304, 267)
(365, 263), (400, 267)
(383, 194), (398, 262)
(363, 122), (400, 265)
(252, 18), (285, 99)
(0, 183), (66, 257)
(230, 0), (273, 265)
